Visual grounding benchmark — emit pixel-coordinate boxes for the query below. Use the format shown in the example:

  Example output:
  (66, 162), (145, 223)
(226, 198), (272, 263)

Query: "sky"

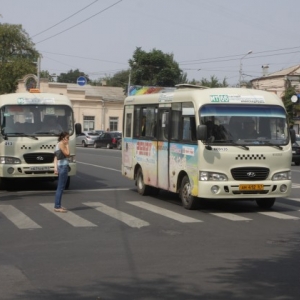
(1, 0), (300, 86)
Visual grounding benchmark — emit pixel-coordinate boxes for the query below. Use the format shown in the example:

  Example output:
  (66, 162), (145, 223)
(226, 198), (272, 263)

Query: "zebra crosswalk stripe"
(40, 203), (97, 227)
(258, 211), (299, 220)
(84, 202), (150, 228)
(210, 212), (252, 221)
(127, 201), (202, 223)
(0, 205), (41, 229)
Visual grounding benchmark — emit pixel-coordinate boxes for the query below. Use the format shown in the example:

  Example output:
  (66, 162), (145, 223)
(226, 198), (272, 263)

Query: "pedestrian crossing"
(0, 199), (300, 230)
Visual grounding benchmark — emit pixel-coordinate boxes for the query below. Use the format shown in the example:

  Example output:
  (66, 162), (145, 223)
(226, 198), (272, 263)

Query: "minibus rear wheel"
(180, 175), (198, 210)
(136, 168), (151, 196)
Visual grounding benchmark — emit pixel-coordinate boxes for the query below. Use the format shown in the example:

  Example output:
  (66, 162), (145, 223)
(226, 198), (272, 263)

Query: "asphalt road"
(0, 146), (300, 300)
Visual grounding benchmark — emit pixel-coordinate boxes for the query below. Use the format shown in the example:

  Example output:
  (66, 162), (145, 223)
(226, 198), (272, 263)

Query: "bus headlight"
(200, 171), (228, 181)
(272, 171), (291, 181)
(0, 157), (21, 164)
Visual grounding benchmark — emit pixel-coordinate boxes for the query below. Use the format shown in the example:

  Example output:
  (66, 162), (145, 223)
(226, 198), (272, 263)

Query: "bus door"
(157, 106), (171, 190)
(122, 105), (134, 178)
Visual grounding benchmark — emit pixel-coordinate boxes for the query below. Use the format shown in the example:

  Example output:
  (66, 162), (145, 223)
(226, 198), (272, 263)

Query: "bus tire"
(180, 175), (198, 210)
(136, 168), (151, 196)
(256, 198), (275, 209)
(65, 176), (70, 190)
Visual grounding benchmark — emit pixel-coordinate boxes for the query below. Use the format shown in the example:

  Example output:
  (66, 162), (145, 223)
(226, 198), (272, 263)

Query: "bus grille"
(23, 153), (54, 164)
(231, 167), (269, 181)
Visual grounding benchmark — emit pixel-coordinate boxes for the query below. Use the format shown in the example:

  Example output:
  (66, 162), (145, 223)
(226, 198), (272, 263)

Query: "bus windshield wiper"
(226, 140), (249, 150)
(261, 141), (283, 150)
(13, 133), (39, 140)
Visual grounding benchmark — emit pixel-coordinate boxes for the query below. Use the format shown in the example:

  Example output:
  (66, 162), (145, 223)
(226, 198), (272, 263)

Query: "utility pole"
(239, 50), (252, 87)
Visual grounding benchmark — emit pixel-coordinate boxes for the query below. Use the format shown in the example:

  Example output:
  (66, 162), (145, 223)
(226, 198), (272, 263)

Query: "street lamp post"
(127, 69), (132, 96)
(239, 50), (252, 87)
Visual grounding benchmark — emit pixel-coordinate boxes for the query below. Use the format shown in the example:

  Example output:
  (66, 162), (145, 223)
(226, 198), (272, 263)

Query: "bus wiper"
(14, 133), (39, 140)
(261, 141), (283, 150)
(227, 140), (249, 150)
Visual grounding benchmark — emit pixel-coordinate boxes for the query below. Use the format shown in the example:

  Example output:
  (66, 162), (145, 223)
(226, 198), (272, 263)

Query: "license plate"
(30, 166), (50, 171)
(292, 151), (296, 154)
(239, 184), (264, 191)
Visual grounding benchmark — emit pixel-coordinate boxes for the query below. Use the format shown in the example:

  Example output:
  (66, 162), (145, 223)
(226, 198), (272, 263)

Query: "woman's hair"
(58, 131), (69, 141)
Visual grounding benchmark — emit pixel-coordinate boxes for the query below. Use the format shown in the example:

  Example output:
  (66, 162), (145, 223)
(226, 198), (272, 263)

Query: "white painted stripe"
(292, 184), (300, 188)
(259, 211), (299, 220)
(77, 161), (121, 172)
(287, 198), (300, 203)
(84, 202), (149, 228)
(276, 202), (299, 210)
(127, 201), (202, 223)
(8, 188), (131, 194)
(210, 212), (252, 221)
(0, 205), (41, 229)
(40, 203), (97, 227)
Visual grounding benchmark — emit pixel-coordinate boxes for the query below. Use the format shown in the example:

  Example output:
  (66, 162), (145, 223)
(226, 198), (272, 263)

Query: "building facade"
(17, 74), (125, 132)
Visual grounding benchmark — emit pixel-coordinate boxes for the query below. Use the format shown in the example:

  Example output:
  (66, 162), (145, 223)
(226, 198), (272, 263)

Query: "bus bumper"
(0, 162), (76, 179)
(197, 180), (292, 199)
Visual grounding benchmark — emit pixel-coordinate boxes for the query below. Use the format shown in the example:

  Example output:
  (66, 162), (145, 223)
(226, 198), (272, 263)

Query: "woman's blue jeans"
(54, 165), (69, 208)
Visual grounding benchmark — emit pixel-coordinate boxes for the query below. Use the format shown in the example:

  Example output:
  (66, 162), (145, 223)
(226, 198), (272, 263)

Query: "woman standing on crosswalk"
(54, 132), (70, 213)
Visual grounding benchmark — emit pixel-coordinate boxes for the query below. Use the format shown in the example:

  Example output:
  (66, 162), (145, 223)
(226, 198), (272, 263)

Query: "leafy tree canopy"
(189, 75), (228, 87)
(57, 69), (90, 84)
(282, 81), (298, 125)
(129, 47), (183, 87)
(40, 70), (54, 82)
(0, 23), (39, 94)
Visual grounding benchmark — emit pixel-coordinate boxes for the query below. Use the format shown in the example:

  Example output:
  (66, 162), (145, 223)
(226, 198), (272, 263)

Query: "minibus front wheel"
(256, 198), (275, 209)
(180, 175), (198, 210)
(136, 168), (151, 196)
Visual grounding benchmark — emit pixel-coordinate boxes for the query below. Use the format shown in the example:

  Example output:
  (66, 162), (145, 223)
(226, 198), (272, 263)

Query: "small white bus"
(0, 91), (76, 189)
(122, 85), (292, 209)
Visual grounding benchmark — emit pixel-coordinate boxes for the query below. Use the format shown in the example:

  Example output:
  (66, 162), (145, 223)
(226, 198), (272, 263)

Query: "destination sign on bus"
(210, 94), (265, 104)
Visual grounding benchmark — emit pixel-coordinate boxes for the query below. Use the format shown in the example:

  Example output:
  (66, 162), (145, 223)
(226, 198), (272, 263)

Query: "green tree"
(282, 81), (298, 125)
(196, 75), (228, 87)
(40, 70), (54, 82)
(57, 69), (90, 83)
(129, 47), (182, 87)
(0, 23), (39, 94)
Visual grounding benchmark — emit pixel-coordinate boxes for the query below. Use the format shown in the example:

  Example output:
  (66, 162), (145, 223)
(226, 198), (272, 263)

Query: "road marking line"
(0, 205), (41, 229)
(77, 161), (121, 172)
(40, 203), (97, 227)
(276, 202), (300, 210)
(286, 197), (300, 203)
(210, 213), (252, 221)
(258, 211), (299, 220)
(84, 202), (149, 228)
(127, 201), (202, 223)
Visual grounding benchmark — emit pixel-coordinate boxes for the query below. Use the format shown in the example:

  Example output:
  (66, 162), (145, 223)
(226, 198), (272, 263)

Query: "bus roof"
(0, 92), (72, 106)
(125, 87), (284, 107)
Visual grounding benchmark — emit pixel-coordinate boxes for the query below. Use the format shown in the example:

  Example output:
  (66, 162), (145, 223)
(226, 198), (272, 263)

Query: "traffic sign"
(77, 76), (87, 86)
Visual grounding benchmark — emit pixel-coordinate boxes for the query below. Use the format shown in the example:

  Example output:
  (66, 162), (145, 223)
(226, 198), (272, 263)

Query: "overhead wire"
(35, 0), (123, 44)
(31, 0), (99, 38)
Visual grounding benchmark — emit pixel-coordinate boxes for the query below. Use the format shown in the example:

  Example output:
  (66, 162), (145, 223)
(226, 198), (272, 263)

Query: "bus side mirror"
(75, 123), (82, 135)
(290, 128), (296, 144)
(197, 125), (207, 141)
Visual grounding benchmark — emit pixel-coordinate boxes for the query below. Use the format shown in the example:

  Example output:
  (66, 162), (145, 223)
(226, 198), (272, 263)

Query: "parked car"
(94, 130), (104, 135)
(93, 131), (122, 149)
(292, 135), (300, 165)
(76, 131), (100, 147)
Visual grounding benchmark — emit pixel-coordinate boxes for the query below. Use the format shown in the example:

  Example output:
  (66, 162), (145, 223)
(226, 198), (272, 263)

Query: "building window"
(83, 116), (95, 131)
(109, 117), (118, 131)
